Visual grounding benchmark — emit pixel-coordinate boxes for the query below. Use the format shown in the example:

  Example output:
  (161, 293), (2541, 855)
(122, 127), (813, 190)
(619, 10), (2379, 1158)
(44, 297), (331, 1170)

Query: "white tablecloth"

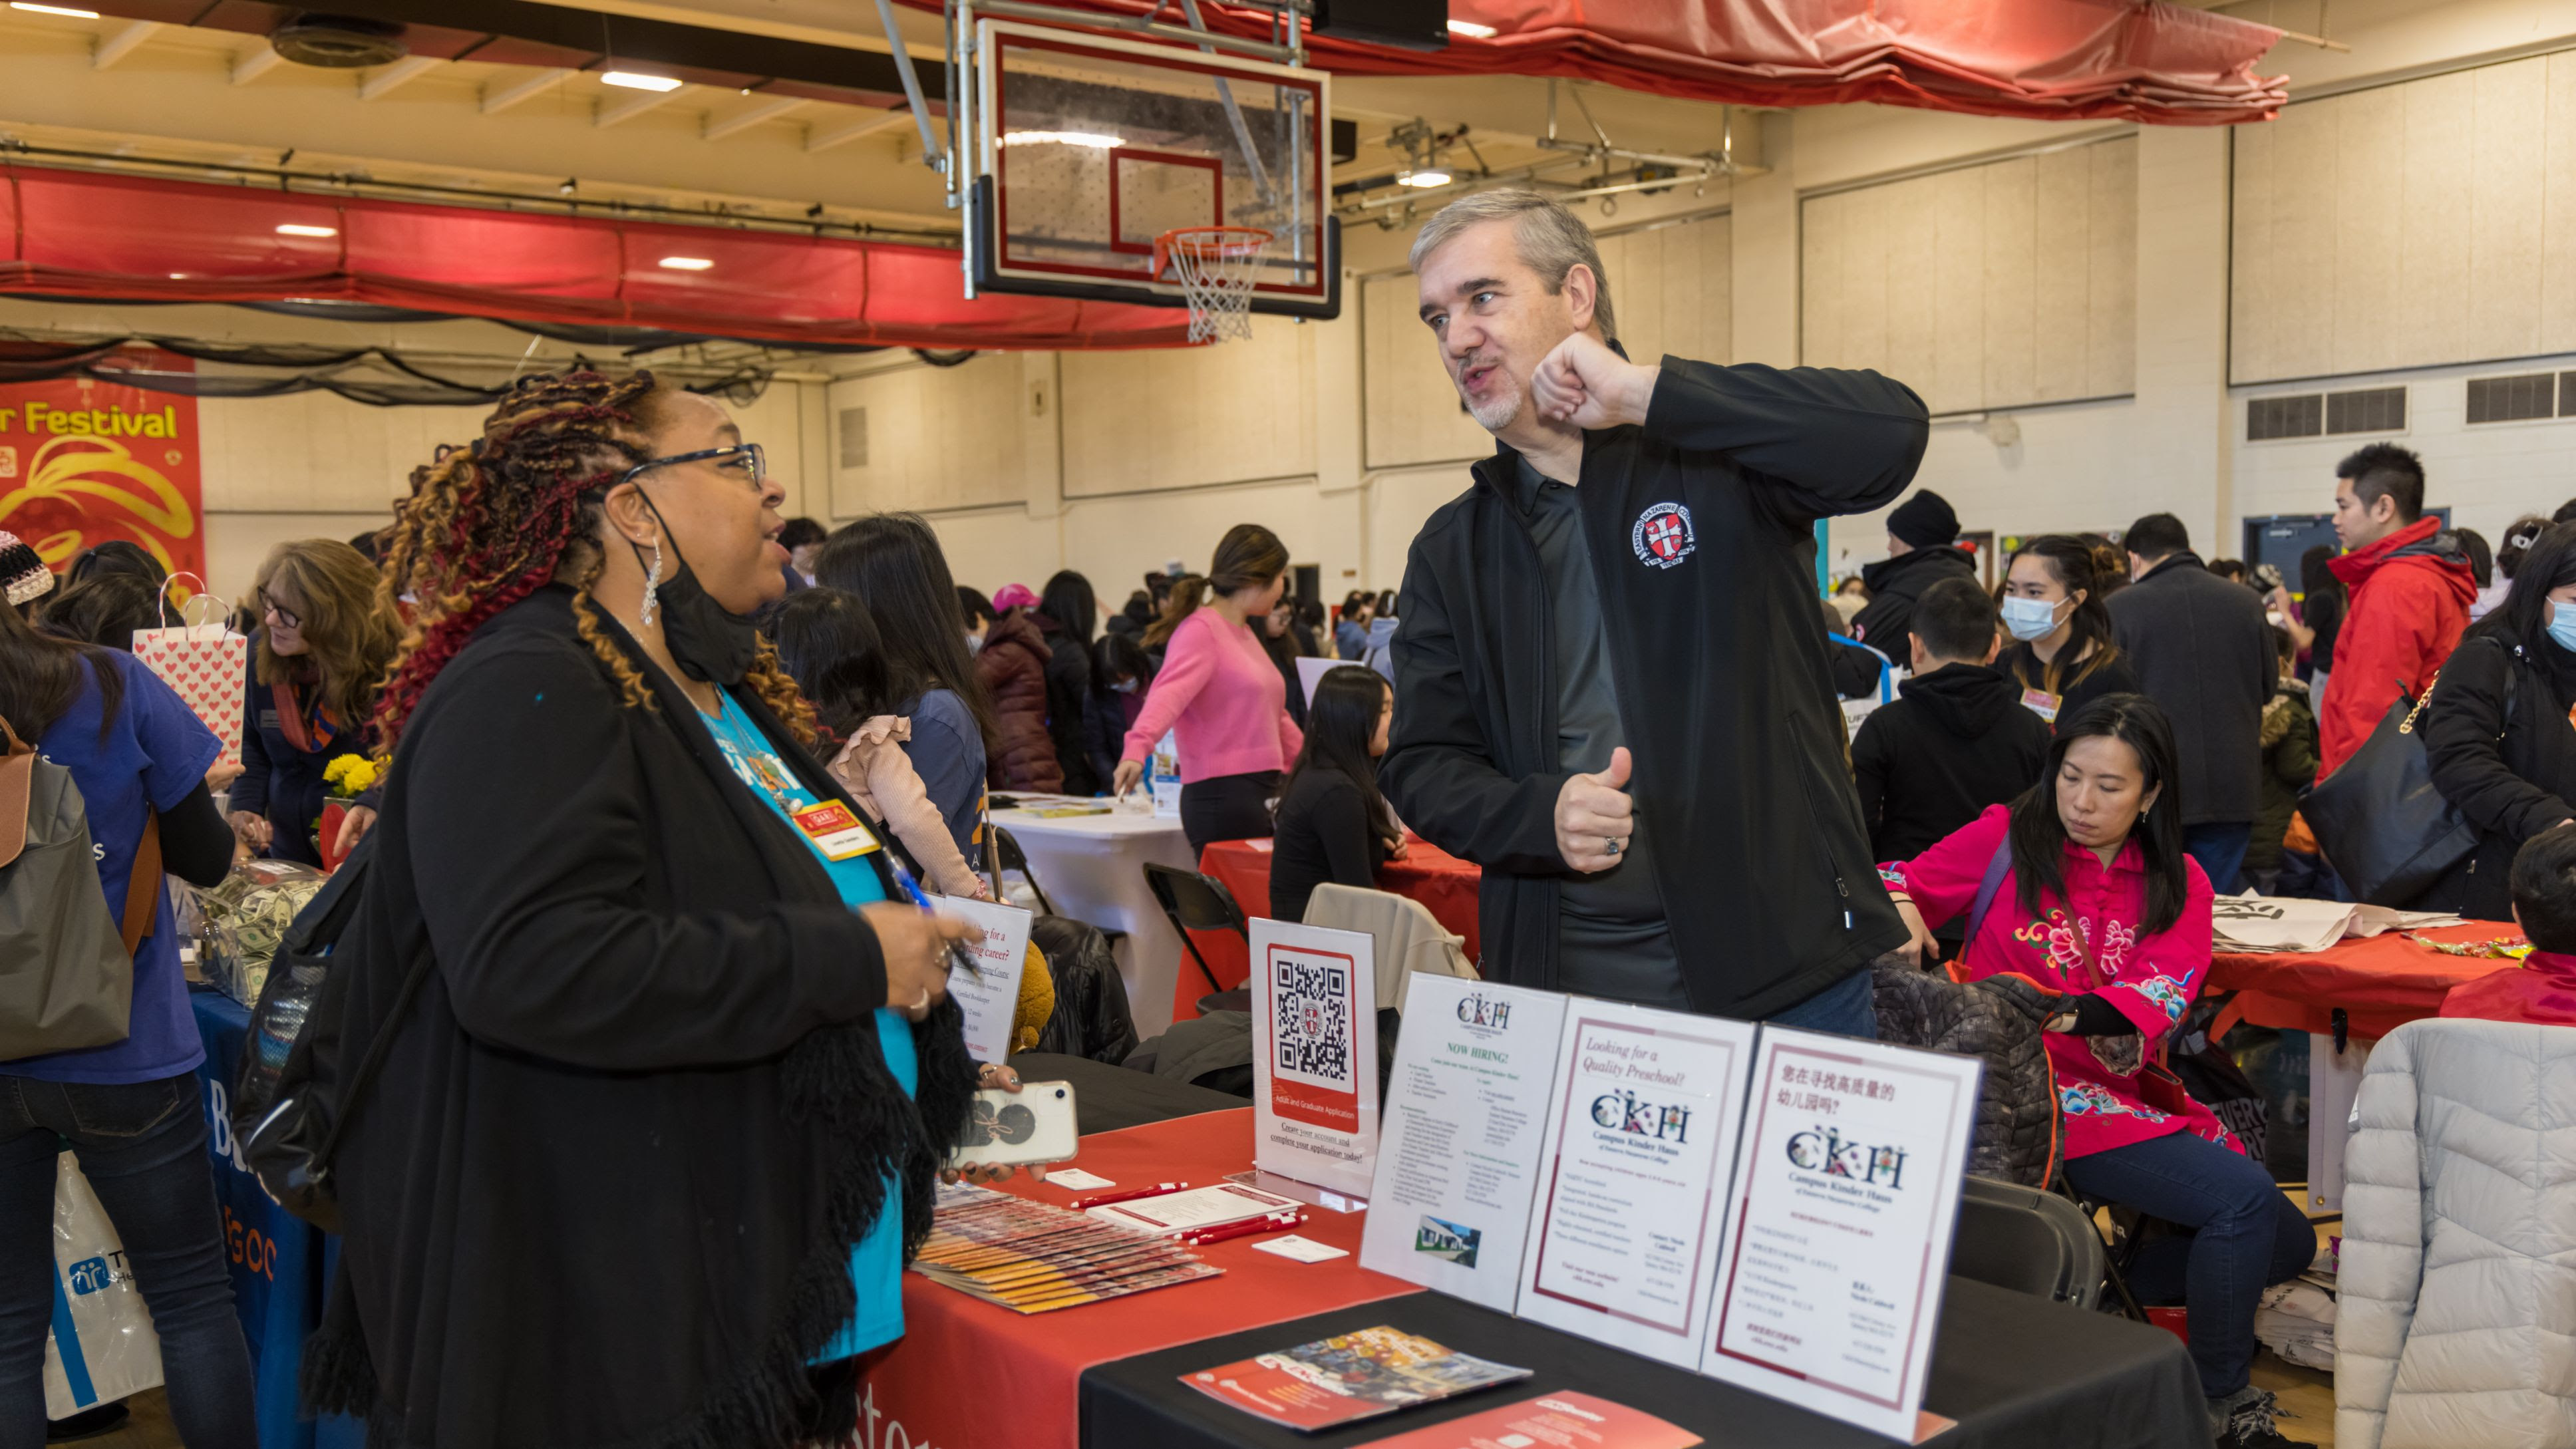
(989, 807), (1196, 1037)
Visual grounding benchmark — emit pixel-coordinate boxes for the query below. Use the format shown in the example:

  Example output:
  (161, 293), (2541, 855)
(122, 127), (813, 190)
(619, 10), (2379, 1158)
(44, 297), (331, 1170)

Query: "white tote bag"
(43, 1153), (165, 1418)
(130, 573), (249, 774)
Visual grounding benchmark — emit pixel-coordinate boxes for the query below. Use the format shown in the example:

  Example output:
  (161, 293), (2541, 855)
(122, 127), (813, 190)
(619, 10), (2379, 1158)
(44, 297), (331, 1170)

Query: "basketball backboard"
(960, 15), (1339, 321)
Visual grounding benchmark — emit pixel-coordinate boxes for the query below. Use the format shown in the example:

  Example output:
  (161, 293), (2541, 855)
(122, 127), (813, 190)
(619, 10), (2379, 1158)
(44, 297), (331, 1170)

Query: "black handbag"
(232, 834), (426, 1231)
(2304, 670), (2507, 907)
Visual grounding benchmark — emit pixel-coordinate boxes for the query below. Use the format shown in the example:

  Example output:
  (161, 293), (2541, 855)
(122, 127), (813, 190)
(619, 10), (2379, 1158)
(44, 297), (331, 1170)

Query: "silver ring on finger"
(1604, 835), (1623, 856)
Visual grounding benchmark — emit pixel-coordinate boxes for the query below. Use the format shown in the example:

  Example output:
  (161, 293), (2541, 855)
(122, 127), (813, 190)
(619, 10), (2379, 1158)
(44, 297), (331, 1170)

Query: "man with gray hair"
(1380, 189), (1931, 1031)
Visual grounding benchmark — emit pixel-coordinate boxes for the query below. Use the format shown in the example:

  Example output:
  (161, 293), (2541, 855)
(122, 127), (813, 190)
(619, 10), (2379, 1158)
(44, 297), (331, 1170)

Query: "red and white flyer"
(1251, 919), (1380, 1199)
(1699, 1028), (1981, 1442)
(1354, 1390), (1702, 1449)
(1512, 1003), (1755, 1370)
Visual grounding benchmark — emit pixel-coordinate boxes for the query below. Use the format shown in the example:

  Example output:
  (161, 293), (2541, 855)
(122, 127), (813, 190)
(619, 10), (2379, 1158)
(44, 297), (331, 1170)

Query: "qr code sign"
(1273, 952), (1352, 1090)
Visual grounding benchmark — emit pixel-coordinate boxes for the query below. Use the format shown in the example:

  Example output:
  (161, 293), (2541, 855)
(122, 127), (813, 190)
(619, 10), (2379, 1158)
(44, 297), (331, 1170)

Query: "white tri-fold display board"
(1362, 980), (1982, 1441)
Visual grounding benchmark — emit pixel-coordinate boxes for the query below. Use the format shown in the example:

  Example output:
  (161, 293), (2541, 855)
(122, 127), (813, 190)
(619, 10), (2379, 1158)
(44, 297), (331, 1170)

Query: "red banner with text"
(0, 355), (204, 584)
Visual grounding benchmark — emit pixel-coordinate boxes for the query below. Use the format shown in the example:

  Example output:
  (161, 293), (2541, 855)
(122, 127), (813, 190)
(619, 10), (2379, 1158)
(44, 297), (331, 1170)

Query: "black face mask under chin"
(629, 503), (762, 689)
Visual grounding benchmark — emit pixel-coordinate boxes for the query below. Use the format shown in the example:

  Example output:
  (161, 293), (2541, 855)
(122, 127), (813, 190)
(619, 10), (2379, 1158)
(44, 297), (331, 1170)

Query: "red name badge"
(2020, 688), (2062, 723)
(791, 800), (881, 860)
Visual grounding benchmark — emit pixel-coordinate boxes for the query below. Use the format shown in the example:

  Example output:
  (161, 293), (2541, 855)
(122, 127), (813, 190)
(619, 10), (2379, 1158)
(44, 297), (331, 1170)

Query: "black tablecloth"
(1080, 1278), (2207, 1449)
(1007, 1052), (1248, 1135)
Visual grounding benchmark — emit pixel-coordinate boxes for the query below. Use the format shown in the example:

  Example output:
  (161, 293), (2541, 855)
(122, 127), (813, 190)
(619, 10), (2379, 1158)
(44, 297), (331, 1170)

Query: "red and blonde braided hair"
(372, 369), (816, 753)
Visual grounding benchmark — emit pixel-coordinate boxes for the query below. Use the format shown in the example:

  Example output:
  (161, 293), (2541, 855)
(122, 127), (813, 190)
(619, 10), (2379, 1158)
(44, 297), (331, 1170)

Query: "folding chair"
(1951, 1176), (2107, 1309)
(1142, 862), (1249, 997)
(989, 826), (1055, 916)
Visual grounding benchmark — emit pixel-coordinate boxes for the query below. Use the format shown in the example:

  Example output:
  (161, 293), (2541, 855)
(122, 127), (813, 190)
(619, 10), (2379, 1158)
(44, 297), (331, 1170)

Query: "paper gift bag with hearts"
(131, 578), (247, 770)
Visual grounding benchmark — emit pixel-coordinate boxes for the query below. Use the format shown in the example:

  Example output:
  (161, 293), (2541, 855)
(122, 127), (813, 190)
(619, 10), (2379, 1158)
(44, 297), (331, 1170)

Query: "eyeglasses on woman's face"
(617, 441), (767, 490)
(259, 588), (301, 631)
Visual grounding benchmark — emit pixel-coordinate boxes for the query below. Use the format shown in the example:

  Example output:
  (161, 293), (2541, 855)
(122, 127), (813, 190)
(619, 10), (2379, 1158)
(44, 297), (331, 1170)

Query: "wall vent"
(838, 406), (869, 468)
(2466, 373), (2555, 424)
(2247, 394), (2322, 441)
(2325, 385), (2406, 434)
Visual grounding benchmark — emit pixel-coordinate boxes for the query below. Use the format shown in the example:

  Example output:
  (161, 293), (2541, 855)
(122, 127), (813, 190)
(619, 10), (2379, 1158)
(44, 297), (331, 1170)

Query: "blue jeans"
(0, 1075), (255, 1449)
(2182, 822), (2253, 896)
(1763, 969), (1876, 1039)
(2062, 1130), (2314, 1399)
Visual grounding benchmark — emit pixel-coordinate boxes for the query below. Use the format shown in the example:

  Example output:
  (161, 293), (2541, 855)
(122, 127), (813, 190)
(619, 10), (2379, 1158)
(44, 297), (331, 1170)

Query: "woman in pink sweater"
(1112, 524), (1305, 851)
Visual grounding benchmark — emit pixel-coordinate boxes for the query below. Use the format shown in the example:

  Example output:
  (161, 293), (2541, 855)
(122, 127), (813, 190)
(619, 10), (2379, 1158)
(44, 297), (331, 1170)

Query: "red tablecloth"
(1186, 838), (1482, 1018)
(2208, 919), (2524, 1040)
(862, 1108), (1410, 1449)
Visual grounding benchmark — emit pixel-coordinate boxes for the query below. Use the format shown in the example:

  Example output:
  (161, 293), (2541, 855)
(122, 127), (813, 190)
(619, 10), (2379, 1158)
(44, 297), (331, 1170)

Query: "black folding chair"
(990, 826), (1055, 916)
(1142, 863), (1249, 996)
(1951, 1176), (2107, 1309)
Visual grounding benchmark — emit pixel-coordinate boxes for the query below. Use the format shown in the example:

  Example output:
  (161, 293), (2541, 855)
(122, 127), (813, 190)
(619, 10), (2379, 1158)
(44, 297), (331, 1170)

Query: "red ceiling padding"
(0, 166), (1196, 351)
(915, 0), (2288, 126)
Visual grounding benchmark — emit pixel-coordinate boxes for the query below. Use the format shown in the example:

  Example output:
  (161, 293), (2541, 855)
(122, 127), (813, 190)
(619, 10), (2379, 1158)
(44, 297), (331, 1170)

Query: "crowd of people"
(5, 185), (2573, 1449)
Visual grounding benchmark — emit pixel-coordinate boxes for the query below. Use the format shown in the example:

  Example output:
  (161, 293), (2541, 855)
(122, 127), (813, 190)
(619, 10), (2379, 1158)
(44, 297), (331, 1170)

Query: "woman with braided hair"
(309, 371), (991, 1448)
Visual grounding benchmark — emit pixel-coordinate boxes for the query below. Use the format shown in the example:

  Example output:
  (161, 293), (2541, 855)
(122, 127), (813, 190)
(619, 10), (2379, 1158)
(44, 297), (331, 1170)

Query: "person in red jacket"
(2442, 824), (2576, 1025)
(2319, 443), (2476, 776)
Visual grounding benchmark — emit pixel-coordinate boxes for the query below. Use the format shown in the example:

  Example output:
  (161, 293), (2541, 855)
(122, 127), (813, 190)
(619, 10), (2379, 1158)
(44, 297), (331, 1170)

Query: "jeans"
(1762, 968), (1877, 1039)
(2181, 822), (2253, 896)
(0, 1075), (255, 1449)
(2062, 1130), (2315, 1399)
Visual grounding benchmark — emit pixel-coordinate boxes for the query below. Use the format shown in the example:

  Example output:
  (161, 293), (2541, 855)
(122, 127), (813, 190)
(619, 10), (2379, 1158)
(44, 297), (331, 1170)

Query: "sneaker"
(2213, 1386), (2312, 1448)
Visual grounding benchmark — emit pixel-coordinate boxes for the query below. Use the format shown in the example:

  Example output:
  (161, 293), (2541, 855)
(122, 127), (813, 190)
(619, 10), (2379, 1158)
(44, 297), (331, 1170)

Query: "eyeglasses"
(617, 441), (766, 489)
(258, 589), (299, 630)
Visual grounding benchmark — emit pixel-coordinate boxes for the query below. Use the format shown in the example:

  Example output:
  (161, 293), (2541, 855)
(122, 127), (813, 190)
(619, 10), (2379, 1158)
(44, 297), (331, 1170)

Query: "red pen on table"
(1180, 1211), (1303, 1247)
(1071, 1182), (1188, 1210)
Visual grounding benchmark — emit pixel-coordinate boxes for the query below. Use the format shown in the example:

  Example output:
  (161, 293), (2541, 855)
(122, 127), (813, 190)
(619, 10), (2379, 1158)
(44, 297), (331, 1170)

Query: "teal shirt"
(702, 695), (915, 1362)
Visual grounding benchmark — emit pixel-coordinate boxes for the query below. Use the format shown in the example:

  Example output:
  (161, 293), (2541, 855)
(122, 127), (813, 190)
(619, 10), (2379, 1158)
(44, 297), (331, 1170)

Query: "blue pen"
(887, 852), (983, 981)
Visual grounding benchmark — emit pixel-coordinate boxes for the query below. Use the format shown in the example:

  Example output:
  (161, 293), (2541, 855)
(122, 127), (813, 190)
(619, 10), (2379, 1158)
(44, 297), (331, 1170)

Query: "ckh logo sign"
(1631, 501), (1696, 569)
(1591, 1088), (1692, 1143)
(1786, 1126), (1911, 1190)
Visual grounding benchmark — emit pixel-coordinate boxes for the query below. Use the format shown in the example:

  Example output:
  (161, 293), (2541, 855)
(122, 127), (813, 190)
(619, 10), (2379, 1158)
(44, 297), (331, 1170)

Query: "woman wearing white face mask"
(2420, 522), (2576, 919)
(1997, 534), (2139, 728)
(1083, 631), (1156, 795)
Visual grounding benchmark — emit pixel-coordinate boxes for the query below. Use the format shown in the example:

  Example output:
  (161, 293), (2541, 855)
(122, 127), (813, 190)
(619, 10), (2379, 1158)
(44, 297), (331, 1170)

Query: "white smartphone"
(947, 1081), (1079, 1170)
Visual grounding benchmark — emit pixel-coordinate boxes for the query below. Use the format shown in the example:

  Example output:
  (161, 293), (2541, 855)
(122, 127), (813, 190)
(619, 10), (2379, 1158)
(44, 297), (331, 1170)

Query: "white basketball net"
(1157, 226), (1273, 345)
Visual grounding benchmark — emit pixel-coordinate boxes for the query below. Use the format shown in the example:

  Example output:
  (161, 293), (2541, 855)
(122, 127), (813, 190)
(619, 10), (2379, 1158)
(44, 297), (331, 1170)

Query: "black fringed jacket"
(305, 585), (974, 1448)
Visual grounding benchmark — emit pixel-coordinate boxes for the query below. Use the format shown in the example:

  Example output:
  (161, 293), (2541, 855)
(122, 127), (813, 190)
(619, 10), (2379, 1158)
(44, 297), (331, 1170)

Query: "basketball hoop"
(1154, 226), (1273, 344)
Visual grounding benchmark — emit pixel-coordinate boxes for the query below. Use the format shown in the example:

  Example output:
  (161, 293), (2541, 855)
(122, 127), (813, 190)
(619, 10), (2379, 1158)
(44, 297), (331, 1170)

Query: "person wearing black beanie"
(1850, 488), (1975, 651)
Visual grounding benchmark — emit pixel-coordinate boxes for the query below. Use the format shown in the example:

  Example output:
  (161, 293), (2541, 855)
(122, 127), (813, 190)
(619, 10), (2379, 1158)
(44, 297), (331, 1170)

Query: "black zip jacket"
(2422, 631), (2573, 919)
(1849, 544), (1976, 653)
(1381, 356), (1929, 1018)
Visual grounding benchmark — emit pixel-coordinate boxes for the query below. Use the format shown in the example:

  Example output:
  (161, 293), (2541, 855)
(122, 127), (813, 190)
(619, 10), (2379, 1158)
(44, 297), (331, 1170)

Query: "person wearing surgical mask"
(1996, 534), (2140, 730)
(1082, 631), (1157, 796)
(2420, 521), (2576, 919)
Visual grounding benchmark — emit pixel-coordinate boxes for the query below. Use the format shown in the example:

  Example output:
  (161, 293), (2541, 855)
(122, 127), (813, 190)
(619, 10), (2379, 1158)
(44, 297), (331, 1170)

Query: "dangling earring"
(640, 536), (665, 625)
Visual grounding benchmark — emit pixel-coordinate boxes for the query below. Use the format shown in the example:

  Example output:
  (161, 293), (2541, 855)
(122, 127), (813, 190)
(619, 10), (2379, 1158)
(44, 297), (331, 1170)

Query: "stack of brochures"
(911, 1186), (1221, 1314)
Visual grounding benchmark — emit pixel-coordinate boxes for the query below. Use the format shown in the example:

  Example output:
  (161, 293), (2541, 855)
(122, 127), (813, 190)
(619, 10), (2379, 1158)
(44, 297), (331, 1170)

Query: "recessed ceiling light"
(275, 223), (338, 237)
(1398, 170), (1453, 188)
(1446, 20), (1496, 38)
(998, 130), (1124, 149)
(10, 3), (104, 17)
(657, 256), (714, 271)
(601, 70), (683, 92)
(167, 272), (187, 279)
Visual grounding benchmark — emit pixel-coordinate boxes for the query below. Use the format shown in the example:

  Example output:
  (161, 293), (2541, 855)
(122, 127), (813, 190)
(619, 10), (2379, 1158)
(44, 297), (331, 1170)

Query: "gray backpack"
(0, 720), (161, 1060)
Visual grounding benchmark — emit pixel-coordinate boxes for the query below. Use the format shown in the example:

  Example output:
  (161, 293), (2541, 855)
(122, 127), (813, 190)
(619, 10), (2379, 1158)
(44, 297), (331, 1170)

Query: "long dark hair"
(1039, 570), (1097, 647)
(1279, 665), (1397, 846)
(40, 572), (164, 651)
(2476, 521), (2576, 656)
(769, 587), (894, 743)
(2005, 534), (2122, 695)
(813, 514), (997, 745)
(0, 594), (120, 744)
(2006, 693), (2190, 937)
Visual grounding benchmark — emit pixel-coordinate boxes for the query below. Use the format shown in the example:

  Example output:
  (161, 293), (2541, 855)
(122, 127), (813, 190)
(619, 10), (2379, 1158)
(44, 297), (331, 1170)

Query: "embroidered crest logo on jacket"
(1631, 502), (1696, 568)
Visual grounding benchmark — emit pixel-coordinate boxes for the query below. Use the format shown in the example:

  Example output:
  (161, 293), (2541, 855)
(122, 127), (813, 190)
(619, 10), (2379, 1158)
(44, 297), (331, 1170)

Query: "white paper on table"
(1361, 977), (1568, 1312)
(1088, 1182), (1301, 1236)
(1249, 918), (1380, 1200)
(1045, 1168), (1114, 1192)
(1512, 1001), (1756, 1370)
(933, 894), (1033, 1063)
(1253, 1234), (1349, 1263)
(1699, 1027), (1983, 1441)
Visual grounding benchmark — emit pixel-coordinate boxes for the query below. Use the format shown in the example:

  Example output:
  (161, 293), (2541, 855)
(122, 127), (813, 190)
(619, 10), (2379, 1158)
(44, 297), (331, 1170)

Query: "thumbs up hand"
(1555, 746), (1636, 874)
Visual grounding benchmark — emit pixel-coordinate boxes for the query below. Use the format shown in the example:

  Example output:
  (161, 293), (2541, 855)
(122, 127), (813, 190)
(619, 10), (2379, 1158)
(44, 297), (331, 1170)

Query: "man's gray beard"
(1465, 385), (1521, 432)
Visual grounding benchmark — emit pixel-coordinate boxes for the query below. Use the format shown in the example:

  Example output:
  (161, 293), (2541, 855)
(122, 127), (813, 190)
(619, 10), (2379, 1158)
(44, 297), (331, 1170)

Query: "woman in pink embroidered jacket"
(1882, 695), (2313, 1445)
